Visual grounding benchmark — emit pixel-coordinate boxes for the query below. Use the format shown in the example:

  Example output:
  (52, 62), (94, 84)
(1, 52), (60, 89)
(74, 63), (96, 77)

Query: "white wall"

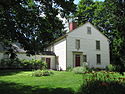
(54, 38), (66, 70)
(47, 38), (67, 70)
(66, 22), (110, 68)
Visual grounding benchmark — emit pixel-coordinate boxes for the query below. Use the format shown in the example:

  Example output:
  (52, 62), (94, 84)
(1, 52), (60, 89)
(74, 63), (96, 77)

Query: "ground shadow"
(0, 81), (74, 94)
(0, 69), (31, 76)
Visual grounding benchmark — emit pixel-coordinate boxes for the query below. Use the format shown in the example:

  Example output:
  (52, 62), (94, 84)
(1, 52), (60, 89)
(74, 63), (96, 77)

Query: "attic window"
(76, 39), (80, 49)
(87, 27), (91, 34)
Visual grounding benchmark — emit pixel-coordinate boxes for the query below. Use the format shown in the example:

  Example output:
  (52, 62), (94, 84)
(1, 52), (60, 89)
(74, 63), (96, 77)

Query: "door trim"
(73, 52), (83, 67)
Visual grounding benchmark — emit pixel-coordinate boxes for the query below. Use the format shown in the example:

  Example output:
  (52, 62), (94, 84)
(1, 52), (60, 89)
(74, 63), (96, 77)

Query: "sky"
(74, 0), (105, 4)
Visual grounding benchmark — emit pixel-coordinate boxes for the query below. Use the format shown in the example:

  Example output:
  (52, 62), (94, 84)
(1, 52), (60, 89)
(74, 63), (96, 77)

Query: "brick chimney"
(69, 22), (77, 31)
(68, 17), (77, 32)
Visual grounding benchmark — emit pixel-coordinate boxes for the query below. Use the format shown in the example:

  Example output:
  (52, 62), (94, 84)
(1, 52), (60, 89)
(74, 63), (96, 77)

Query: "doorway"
(75, 54), (80, 66)
(73, 52), (83, 67)
(46, 58), (51, 69)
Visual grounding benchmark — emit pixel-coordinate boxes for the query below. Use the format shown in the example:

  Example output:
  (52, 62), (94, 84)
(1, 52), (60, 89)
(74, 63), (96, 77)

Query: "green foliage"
(0, 59), (47, 70)
(20, 59), (47, 69)
(0, 58), (21, 69)
(75, 0), (102, 25)
(32, 70), (54, 77)
(78, 71), (125, 94)
(66, 67), (73, 72)
(106, 64), (116, 72)
(106, 64), (121, 72)
(1, 70), (125, 94)
(72, 66), (88, 74)
(78, 81), (125, 94)
(0, 0), (76, 54)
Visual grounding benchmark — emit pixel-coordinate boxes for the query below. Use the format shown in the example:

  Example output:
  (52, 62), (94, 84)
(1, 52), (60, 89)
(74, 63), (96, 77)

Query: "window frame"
(83, 55), (87, 62)
(87, 27), (91, 34)
(96, 40), (100, 50)
(75, 39), (80, 49)
(96, 54), (101, 64)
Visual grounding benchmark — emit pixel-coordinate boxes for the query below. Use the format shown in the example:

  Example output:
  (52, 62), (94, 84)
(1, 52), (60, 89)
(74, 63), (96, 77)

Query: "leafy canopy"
(0, 0), (76, 54)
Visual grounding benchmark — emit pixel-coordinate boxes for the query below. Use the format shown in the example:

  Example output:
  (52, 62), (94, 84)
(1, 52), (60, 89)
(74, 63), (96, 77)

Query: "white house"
(0, 22), (110, 70)
(45, 22), (110, 70)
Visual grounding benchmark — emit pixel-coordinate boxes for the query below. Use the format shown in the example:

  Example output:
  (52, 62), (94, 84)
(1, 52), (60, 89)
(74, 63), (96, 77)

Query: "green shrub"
(0, 58), (47, 70)
(106, 64), (120, 72)
(72, 66), (88, 74)
(78, 80), (125, 94)
(106, 64), (116, 71)
(40, 62), (47, 70)
(32, 70), (54, 77)
(0, 58), (21, 69)
(66, 67), (73, 72)
(78, 71), (125, 94)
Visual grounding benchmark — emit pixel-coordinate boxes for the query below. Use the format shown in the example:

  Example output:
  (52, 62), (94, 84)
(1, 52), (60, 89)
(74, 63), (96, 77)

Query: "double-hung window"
(96, 54), (101, 64)
(96, 40), (100, 50)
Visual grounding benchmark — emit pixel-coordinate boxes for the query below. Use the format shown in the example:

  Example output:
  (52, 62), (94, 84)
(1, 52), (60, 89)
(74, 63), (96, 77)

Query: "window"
(96, 40), (100, 50)
(76, 40), (80, 49)
(83, 55), (87, 62)
(87, 27), (91, 34)
(96, 54), (101, 64)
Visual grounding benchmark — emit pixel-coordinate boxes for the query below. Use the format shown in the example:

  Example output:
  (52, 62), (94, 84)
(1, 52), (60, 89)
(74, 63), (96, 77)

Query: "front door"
(75, 54), (80, 66)
(46, 58), (51, 69)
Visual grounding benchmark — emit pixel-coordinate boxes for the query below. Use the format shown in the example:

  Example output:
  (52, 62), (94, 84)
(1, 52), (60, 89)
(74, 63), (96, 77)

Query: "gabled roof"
(46, 22), (109, 47)
(66, 22), (109, 40)
(86, 22), (109, 40)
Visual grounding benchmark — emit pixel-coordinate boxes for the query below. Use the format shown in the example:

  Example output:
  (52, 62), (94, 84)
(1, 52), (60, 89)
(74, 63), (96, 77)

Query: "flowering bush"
(77, 71), (125, 94)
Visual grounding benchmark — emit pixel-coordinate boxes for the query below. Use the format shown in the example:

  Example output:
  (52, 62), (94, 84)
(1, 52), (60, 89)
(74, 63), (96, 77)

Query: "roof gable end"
(67, 22), (109, 40)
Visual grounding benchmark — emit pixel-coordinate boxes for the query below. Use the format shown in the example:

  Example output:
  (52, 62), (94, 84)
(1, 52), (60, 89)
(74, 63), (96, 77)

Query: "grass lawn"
(0, 70), (83, 94)
(1, 70), (125, 94)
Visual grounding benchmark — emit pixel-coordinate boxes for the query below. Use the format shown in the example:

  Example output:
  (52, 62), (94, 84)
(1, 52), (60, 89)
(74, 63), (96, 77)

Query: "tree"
(76, 0), (110, 36)
(105, 0), (125, 72)
(75, 0), (102, 25)
(0, 0), (76, 54)
(93, 0), (125, 72)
